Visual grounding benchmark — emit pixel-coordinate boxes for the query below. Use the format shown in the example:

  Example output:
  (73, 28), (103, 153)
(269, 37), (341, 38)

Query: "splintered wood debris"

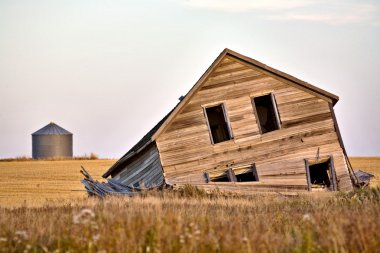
(354, 170), (375, 188)
(80, 166), (164, 197)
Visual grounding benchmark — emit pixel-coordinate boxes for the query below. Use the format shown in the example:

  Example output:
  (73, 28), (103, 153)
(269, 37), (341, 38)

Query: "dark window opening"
(253, 94), (280, 134)
(205, 104), (232, 144)
(211, 175), (230, 182)
(236, 171), (258, 182)
(309, 160), (332, 188)
(208, 165), (259, 183)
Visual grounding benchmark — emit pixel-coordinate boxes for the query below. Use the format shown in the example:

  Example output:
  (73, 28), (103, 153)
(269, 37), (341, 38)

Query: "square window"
(204, 104), (233, 144)
(252, 94), (281, 134)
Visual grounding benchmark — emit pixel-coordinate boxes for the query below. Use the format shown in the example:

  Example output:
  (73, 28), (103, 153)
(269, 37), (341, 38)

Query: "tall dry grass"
(0, 187), (379, 253)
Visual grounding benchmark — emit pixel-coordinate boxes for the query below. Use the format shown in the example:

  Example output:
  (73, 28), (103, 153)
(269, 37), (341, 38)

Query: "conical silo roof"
(32, 122), (72, 136)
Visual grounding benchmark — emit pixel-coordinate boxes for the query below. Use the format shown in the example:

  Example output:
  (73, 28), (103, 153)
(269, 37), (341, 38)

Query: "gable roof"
(103, 48), (339, 178)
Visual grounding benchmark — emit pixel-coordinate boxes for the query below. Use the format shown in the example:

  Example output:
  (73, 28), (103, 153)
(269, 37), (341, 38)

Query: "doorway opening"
(309, 161), (331, 187)
(306, 158), (337, 191)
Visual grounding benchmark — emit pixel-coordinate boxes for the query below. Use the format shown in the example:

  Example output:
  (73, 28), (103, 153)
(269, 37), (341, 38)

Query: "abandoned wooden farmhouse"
(102, 48), (356, 193)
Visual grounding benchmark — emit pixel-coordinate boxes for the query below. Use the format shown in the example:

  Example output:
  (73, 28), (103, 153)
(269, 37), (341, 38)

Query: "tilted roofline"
(102, 48), (339, 178)
(151, 48), (338, 140)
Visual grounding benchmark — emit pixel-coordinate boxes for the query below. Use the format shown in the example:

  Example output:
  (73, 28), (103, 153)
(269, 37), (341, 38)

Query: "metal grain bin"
(32, 122), (73, 159)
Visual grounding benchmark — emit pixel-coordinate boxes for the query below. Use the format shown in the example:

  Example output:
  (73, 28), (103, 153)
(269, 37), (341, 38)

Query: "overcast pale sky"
(0, 0), (379, 158)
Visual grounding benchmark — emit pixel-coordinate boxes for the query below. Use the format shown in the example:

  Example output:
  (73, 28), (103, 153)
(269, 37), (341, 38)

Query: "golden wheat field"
(0, 159), (115, 207)
(0, 157), (379, 208)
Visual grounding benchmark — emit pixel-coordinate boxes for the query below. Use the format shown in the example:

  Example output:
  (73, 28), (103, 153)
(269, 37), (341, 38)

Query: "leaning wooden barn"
(101, 48), (357, 194)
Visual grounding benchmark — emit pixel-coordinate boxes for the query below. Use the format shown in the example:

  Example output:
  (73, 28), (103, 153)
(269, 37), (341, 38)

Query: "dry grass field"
(0, 158), (379, 252)
(0, 159), (115, 207)
(0, 188), (379, 252)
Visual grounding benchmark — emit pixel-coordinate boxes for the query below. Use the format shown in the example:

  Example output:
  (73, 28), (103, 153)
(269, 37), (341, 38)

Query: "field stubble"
(0, 159), (115, 207)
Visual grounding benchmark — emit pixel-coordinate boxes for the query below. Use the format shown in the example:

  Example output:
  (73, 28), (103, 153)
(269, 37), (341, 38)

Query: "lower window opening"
(309, 160), (332, 189)
(236, 171), (258, 182)
(207, 164), (259, 183)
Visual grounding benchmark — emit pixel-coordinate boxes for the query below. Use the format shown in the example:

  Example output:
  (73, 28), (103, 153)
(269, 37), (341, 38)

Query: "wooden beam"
(221, 103), (234, 140)
(252, 163), (259, 181)
(227, 168), (237, 182)
(329, 156), (338, 191)
(271, 93), (282, 129)
(329, 103), (359, 185)
(251, 96), (263, 134)
(304, 159), (312, 191)
(204, 172), (210, 183)
(202, 106), (214, 144)
(328, 103), (345, 151)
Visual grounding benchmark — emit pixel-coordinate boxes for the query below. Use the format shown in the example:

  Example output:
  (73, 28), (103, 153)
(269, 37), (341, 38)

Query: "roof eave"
(224, 49), (340, 105)
(151, 48), (230, 140)
(102, 140), (154, 178)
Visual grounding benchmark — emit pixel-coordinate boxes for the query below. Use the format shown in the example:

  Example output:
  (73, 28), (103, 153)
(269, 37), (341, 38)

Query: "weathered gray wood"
(271, 93), (282, 129)
(112, 143), (165, 188)
(252, 163), (259, 181)
(80, 168), (157, 197)
(222, 103), (234, 139)
(304, 159), (312, 191)
(250, 95), (263, 134)
(204, 172), (210, 183)
(202, 106), (215, 144)
(227, 168), (237, 182)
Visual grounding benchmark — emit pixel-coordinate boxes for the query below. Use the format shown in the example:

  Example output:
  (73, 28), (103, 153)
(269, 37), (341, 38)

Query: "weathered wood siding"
(156, 56), (352, 193)
(112, 143), (165, 188)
